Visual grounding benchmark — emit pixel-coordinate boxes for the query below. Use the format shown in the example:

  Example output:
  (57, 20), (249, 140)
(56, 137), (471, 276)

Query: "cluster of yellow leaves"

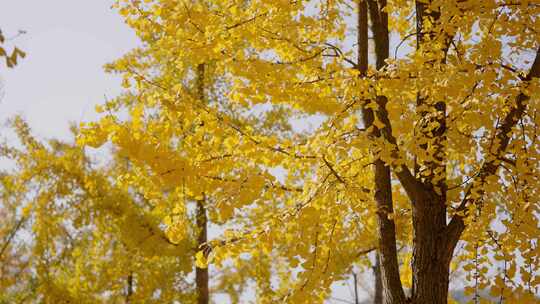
(0, 117), (196, 303)
(1, 0), (540, 302)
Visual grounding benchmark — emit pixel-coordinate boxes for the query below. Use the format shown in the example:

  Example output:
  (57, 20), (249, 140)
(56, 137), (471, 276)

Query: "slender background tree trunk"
(365, 1), (407, 303)
(373, 254), (383, 304)
(126, 272), (133, 303)
(195, 64), (209, 304)
(195, 198), (209, 304)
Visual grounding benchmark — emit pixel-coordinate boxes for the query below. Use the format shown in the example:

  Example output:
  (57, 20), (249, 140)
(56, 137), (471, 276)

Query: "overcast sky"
(0, 0), (139, 141)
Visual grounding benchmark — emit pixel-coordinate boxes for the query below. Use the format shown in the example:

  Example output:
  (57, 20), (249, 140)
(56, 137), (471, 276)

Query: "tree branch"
(0, 216), (26, 259)
(445, 46), (540, 255)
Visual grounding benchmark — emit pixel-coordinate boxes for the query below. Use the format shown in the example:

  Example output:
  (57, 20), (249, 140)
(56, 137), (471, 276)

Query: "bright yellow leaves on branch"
(1, 117), (196, 302)
(2, 0), (540, 303)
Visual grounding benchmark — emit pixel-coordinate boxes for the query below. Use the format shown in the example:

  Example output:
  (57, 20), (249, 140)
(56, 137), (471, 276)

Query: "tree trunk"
(410, 195), (451, 304)
(362, 1), (407, 303)
(353, 272), (360, 304)
(373, 254), (383, 304)
(126, 272), (133, 304)
(195, 64), (209, 304)
(195, 198), (209, 304)
(410, 2), (452, 303)
(365, 0), (455, 303)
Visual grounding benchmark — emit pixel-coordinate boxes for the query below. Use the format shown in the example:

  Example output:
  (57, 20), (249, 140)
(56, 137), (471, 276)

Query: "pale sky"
(0, 0), (139, 140)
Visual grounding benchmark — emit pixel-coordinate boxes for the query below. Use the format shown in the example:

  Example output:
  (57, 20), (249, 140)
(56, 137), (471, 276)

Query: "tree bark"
(410, 194), (450, 304)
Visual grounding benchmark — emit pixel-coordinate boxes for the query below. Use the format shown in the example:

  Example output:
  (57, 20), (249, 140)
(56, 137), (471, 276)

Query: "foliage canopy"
(1, 0), (539, 303)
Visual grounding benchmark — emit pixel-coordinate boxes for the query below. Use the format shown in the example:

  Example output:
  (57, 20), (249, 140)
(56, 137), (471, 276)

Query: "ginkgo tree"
(2, 0), (539, 303)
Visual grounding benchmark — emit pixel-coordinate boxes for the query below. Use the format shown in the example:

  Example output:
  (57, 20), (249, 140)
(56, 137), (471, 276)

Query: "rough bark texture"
(410, 193), (450, 304)
(195, 64), (209, 304)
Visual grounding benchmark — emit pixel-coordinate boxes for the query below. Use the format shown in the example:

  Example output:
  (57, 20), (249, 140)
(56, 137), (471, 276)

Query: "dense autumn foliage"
(1, 0), (540, 303)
